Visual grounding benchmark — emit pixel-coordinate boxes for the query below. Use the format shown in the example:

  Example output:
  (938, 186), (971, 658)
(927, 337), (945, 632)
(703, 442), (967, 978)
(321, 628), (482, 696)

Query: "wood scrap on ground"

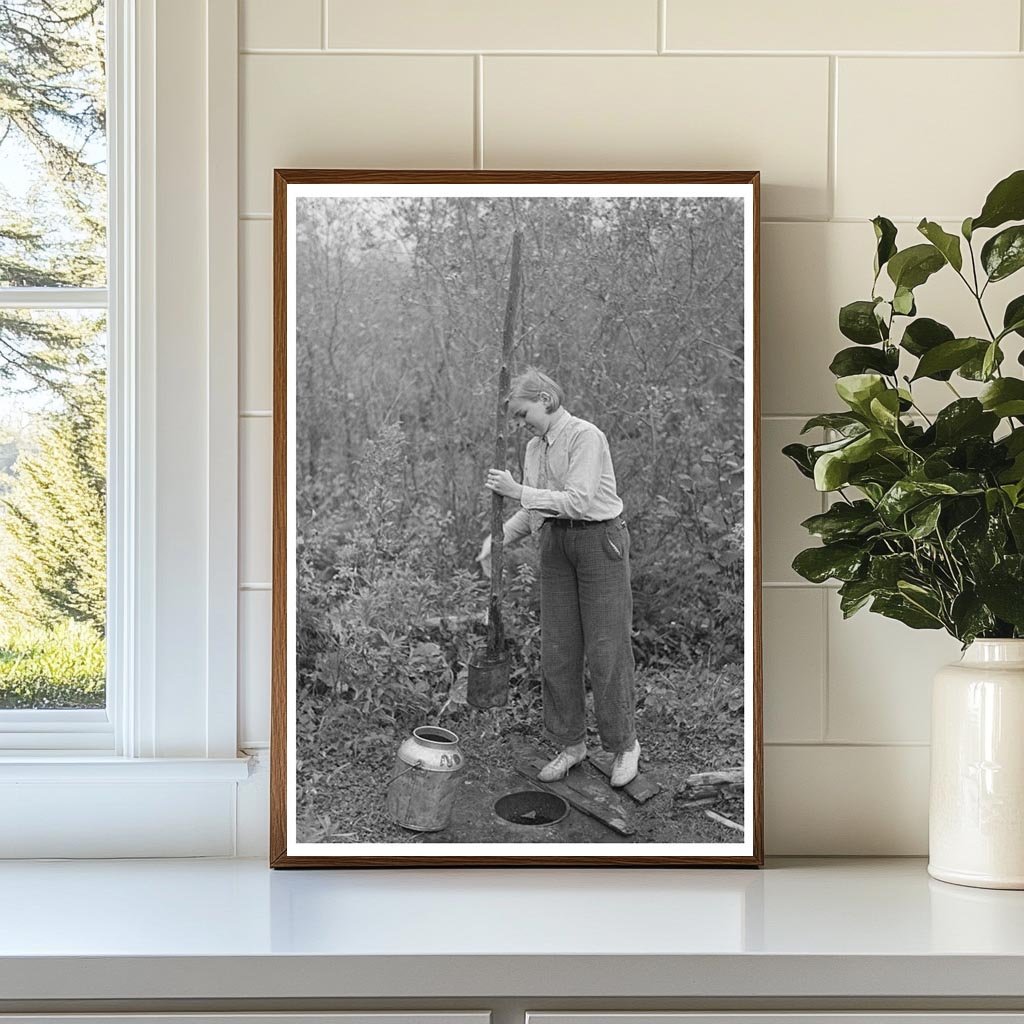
(587, 751), (661, 803)
(704, 808), (744, 832)
(675, 767), (743, 809)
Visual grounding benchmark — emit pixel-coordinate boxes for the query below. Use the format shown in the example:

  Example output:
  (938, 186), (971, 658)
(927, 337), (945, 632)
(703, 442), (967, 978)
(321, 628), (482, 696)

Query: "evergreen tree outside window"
(0, 1), (107, 710)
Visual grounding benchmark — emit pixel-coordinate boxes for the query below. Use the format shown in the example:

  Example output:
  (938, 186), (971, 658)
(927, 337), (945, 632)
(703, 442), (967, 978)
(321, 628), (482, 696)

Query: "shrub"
(0, 619), (105, 709)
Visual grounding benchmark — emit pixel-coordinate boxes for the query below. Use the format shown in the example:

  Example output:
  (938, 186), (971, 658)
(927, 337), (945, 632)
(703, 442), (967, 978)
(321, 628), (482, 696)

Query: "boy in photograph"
(479, 368), (640, 787)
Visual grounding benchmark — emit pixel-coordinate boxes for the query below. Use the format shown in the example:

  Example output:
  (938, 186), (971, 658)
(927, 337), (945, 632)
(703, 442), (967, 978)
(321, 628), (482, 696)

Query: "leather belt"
(544, 517), (621, 530)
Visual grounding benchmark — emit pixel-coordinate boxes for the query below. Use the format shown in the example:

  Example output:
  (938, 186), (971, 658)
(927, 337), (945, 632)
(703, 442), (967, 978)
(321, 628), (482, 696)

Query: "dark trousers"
(539, 517), (637, 753)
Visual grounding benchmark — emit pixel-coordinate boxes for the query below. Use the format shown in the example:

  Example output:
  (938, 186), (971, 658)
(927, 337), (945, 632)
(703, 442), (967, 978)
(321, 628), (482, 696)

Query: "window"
(0, 0), (246, 857)
(0, 0), (110, 747)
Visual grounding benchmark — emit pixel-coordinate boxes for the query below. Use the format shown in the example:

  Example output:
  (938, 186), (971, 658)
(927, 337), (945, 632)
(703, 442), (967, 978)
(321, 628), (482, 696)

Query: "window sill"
(0, 755), (255, 857)
(0, 754), (252, 782)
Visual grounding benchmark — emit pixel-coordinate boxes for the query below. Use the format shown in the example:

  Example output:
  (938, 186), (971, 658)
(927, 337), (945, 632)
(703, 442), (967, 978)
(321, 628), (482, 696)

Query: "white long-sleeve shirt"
(503, 408), (624, 545)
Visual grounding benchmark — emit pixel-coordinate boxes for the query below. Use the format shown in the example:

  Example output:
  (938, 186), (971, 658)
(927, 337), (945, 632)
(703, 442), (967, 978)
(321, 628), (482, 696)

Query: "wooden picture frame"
(271, 170), (762, 867)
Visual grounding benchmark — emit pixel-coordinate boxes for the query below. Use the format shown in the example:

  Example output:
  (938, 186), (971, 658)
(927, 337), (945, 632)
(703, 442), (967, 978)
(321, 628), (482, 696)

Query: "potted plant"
(785, 169), (1024, 888)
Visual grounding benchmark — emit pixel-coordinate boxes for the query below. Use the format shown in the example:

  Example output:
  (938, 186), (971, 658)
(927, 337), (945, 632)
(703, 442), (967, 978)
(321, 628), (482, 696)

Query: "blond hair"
(508, 367), (564, 412)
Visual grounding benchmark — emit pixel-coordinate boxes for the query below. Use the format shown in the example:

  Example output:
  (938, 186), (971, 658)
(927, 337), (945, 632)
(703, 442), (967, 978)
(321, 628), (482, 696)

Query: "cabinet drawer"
(0, 1016), (490, 1024)
(528, 1016), (1024, 1024)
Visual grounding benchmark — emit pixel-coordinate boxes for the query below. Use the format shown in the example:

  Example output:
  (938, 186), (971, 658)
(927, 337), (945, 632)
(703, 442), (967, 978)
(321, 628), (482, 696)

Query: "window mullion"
(0, 287), (108, 310)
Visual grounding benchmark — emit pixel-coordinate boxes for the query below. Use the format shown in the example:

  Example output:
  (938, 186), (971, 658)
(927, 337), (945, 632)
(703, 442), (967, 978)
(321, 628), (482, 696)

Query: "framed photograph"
(270, 170), (762, 867)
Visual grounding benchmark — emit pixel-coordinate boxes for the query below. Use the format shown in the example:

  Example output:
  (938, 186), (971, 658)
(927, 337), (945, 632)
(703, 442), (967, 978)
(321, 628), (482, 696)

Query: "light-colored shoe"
(610, 741), (641, 787)
(538, 742), (587, 782)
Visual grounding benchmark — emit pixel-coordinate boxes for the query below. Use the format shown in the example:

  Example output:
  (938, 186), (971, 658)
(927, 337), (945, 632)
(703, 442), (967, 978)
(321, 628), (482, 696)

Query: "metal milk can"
(385, 725), (465, 832)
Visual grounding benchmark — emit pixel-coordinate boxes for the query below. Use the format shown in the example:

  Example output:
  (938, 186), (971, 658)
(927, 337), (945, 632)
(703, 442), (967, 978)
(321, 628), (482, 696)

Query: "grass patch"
(0, 620), (105, 709)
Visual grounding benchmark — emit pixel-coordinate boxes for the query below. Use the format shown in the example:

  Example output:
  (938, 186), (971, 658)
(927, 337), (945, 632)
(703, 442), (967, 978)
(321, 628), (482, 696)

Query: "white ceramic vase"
(929, 639), (1024, 889)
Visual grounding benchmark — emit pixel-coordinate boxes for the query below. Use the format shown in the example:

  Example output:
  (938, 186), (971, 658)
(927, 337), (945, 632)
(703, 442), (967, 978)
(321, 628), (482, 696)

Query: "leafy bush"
(785, 170), (1024, 642)
(0, 619), (105, 708)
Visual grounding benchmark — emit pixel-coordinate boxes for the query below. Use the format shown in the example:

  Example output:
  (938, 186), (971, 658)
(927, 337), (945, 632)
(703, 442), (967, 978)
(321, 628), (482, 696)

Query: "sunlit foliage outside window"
(0, 1), (107, 708)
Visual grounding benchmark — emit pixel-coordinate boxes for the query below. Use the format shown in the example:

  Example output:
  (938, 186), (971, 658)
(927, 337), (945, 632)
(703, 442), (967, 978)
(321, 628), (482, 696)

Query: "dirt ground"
(297, 706), (745, 846)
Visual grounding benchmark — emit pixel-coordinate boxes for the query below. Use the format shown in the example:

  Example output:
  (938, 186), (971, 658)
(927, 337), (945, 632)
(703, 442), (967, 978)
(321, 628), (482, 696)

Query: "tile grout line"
(827, 55), (838, 221)
(819, 427), (831, 742)
(657, 0), (666, 54)
(820, 587), (831, 743)
(321, 0), (328, 50)
(474, 55), (484, 169)
(766, 740), (931, 748)
(1021, 0), (1024, 52)
(237, 47), (1024, 57)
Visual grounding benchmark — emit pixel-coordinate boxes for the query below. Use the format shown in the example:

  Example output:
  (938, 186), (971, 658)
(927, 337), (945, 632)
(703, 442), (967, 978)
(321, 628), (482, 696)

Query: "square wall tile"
(836, 59), (1024, 221)
(762, 587), (825, 743)
(240, 219), (273, 412)
(328, 0), (657, 50)
(241, 0), (321, 49)
(240, 416), (273, 586)
(483, 56), (830, 220)
(762, 221), (1022, 416)
(827, 599), (962, 744)
(761, 417), (824, 584)
(239, 589), (272, 747)
(241, 55), (474, 214)
(766, 744), (929, 854)
(667, 0), (1020, 52)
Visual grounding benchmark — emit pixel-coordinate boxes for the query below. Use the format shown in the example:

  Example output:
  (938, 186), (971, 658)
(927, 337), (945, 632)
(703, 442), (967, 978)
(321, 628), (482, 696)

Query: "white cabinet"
(0, 1017), (490, 1024)
(527, 1017), (1024, 1024)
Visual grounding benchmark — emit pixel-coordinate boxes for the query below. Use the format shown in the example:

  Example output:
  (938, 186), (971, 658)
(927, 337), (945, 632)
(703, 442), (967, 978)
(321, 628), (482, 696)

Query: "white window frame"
(0, 0), (249, 857)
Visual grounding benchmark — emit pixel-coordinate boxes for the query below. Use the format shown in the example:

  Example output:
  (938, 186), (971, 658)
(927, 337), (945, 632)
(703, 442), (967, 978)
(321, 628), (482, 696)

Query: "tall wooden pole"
(486, 229), (523, 661)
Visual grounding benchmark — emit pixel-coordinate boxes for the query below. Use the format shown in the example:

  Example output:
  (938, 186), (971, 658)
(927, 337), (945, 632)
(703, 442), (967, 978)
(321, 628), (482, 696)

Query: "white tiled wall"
(236, 0), (1024, 854)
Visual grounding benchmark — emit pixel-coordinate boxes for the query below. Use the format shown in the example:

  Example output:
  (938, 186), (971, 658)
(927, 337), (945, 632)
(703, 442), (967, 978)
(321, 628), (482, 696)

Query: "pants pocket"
(601, 525), (626, 561)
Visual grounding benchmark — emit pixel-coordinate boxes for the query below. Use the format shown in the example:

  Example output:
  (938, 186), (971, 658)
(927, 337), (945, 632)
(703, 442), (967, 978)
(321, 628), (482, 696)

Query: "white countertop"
(1, 857), (1023, 1001)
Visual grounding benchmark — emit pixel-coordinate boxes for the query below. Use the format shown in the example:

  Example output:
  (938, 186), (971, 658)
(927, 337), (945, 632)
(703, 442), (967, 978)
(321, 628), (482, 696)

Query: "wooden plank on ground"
(514, 757), (635, 837)
(676, 767), (744, 808)
(587, 751), (661, 803)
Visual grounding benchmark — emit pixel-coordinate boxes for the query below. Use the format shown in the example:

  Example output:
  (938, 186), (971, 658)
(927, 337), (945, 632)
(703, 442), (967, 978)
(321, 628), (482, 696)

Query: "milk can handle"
(386, 759), (423, 788)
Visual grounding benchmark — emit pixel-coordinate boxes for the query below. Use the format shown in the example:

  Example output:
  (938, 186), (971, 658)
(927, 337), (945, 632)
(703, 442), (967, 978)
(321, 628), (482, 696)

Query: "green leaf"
(975, 576), (1024, 629)
(829, 345), (899, 378)
(839, 300), (887, 345)
(908, 500), (943, 540)
(982, 341), (1000, 381)
(933, 399), (999, 445)
(887, 244), (946, 291)
(950, 592), (995, 644)
(1003, 295), (1024, 339)
(792, 543), (866, 584)
(871, 594), (943, 630)
(838, 578), (882, 617)
(800, 501), (879, 543)
(892, 286), (916, 316)
(900, 319), (955, 375)
(917, 219), (963, 272)
(868, 389), (902, 430)
(872, 216), (898, 277)
(800, 413), (866, 435)
(835, 373), (886, 413)
(979, 378), (1024, 418)
(845, 432), (888, 466)
(877, 479), (958, 524)
(911, 338), (988, 381)
(814, 451), (851, 491)
(782, 443), (814, 479)
(985, 487), (1008, 514)
(959, 345), (1004, 381)
(962, 216), (974, 241)
(971, 169), (1024, 232)
(868, 553), (915, 587)
(981, 225), (1024, 283)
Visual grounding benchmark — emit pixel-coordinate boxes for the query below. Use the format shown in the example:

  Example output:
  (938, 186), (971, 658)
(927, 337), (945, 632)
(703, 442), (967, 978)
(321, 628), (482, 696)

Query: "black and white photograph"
(272, 171), (762, 866)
